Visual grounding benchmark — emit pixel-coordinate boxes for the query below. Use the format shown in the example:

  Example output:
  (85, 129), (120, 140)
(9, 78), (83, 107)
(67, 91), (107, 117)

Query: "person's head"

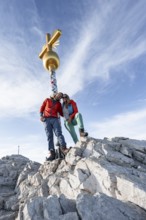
(62, 94), (70, 103)
(53, 92), (63, 101)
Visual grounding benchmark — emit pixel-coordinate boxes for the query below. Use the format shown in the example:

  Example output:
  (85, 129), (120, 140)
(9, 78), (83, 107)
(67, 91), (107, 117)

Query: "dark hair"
(63, 94), (69, 99)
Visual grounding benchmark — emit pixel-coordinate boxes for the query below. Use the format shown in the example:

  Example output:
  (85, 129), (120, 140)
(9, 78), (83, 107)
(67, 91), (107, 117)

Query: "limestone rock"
(1, 137), (146, 219)
(59, 194), (76, 214)
(0, 155), (40, 219)
(76, 193), (146, 220)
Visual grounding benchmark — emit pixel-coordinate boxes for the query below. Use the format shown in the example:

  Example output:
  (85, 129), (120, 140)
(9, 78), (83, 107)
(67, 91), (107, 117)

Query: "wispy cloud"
(0, 1), (49, 118)
(0, 134), (47, 163)
(0, 0), (146, 162)
(0, 0), (146, 118)
(58, 0), (146, 95)
(0, 38), (51, 118)
(89, 108), (146, 140)
(0, 123), (74, 163)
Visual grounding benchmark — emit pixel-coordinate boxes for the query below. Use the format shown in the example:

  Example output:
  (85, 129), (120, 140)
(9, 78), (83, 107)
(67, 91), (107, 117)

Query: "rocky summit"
(0, 136), (146, 220)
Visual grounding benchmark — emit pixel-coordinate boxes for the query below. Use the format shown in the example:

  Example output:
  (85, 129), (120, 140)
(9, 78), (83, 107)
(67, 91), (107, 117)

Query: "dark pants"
(44, 117), (66, 151)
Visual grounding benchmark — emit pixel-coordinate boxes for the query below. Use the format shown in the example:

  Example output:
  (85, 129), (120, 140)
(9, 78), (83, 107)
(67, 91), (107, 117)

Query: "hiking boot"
(46, 150), (56, 161)
(60, 147), (69, 155)
(79, 128), (88, 137)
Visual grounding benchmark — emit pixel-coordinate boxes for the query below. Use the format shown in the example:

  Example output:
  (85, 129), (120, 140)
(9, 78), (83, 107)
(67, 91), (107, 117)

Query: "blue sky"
(0, 0), (146, 163)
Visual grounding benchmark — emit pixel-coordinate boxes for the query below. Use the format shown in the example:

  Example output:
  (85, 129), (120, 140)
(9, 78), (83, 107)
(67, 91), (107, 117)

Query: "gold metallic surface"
(39, 29), (62, 71)
(43, 51), (60, 71)
(47, 30), (61, 48)
(46, 33), (51, 51)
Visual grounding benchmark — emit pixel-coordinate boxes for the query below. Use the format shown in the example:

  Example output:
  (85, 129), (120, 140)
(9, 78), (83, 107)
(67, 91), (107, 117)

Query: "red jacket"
(68, 100), (78, 120)
(40, 98), (63, 118)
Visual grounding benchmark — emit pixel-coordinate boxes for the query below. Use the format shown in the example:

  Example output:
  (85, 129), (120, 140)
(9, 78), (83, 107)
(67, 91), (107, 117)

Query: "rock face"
(0, 137), (146, 219)
(0, 155), (40, 220)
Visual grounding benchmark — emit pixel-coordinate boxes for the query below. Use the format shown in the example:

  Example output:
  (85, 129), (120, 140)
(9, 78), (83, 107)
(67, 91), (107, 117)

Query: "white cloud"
(0, 122), (75, 163)
(58, 26), (96, 95)
(0, 134), (47, 164)
(0, 0), (146, 118)
(0, 0), (146, 162)
(89, 108), (146, 140)
(0, 69), (51, 117)
(0, 14), (50, 118)
(57, 0), (146, 96)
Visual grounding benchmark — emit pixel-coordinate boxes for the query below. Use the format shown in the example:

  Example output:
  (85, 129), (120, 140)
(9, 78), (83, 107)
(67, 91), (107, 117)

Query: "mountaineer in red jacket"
(40, 92), (68, 161)
(62, 94), (88, 144)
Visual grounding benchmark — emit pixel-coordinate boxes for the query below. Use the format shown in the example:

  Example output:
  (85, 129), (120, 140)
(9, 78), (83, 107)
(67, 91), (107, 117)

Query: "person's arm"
(57, 102), (63, 117)
(69, 100), (78, 120)
(40, 99), (47, 121)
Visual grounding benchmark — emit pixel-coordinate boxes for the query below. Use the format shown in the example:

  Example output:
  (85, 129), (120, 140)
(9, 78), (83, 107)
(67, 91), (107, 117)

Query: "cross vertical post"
(39, 29), (62, 94)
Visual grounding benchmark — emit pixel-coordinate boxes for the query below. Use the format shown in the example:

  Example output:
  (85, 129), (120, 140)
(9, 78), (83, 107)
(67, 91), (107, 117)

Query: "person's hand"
(67, 117), (72, 123)
(40, 116), (45, 122)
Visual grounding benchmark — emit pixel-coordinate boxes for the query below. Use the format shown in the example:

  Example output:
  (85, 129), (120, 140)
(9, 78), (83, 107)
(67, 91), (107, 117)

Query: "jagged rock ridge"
(0, 136), (146, 219)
